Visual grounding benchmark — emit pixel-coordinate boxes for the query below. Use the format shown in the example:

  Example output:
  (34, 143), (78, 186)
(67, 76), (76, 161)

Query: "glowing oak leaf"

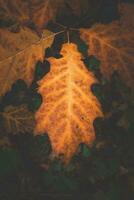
(80, 5), (134, 88)
(35, 43), (103, 161)
(1, 105), (35, 134)
(0, 28), (54, 97)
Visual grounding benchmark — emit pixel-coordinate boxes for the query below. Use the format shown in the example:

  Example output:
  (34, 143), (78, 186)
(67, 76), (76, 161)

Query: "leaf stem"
(67, 31), (70, 43)
(53, 22), (66, 29)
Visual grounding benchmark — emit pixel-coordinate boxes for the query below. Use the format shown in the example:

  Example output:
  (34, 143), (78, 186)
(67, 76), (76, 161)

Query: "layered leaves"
(0, 0), (62, 28)
(0, 0), (105, 28)
(35, 43), (103, 161)
(0, 28), (54, 97)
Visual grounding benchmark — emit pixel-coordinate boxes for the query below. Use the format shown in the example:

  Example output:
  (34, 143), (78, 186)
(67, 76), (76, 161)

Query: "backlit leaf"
(35, 43), (103, 161)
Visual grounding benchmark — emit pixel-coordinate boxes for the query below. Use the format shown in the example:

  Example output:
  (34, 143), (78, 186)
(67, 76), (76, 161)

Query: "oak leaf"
(1, 105), (35, 134)
(80, 3), (134, 88)
(0, 27), (54, 97)
(35, 43), (103, 161)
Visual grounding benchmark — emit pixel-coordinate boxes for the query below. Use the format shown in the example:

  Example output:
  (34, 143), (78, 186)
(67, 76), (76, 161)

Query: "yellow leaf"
(0, 28), (54, 97)
(80, 4), (134, 88)
(1, 105), (35, 134)
(35, 43), (103, 161)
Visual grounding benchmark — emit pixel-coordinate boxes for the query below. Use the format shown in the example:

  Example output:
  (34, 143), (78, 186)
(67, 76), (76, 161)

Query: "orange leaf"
(35, 43), (103, 162)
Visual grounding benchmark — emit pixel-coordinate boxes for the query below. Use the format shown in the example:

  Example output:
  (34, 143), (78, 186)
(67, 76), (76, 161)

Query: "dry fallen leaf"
(35, 43), (103, 161)
(80, 3), (134, 88)
(0, 27), (54, 97)
(1, 105), (35, 134)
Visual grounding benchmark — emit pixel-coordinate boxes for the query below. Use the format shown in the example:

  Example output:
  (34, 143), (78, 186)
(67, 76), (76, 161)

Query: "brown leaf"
(0, 0), (29, 22)
(0, 0), (63, 28)
(35, 43), (103, 161)
(0, 27), (54, 97)
(1, 105), (35, 134)
(31, 0), (64, 28)
(80, 3), (134, 88)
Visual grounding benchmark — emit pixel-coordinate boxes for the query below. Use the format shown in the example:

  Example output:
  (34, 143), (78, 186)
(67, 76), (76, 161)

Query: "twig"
(53, 22), (66, 29)
(70, 28), (79, 31)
